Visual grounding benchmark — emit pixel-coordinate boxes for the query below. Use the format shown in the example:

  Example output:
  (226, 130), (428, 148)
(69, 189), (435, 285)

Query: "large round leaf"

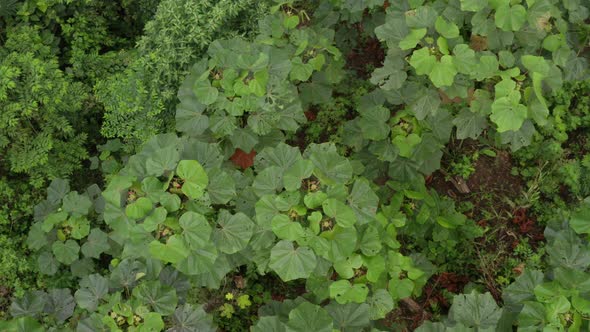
(149, 236), (190, 264)
(38, 252), (58, 275)
(269, 241), (317, 281)
(62, 192), (92, 216)
(213, 211), (254, 254)
(193, 80), (219, 105)
(286, 302), (333, 332)
(177, 160), (209, 199)
(132, 281), (178, 315)
(74, 274), (109, 312)
(179, 211), (212, 249)
(322, 199), (357, 228)
(52, 240), (80, 265)
(169, 304), (216, 332)
(271, 214), (305, 241)
(176, 244), (218, 275)
(81, 228), (110, 258)
(125, 197), (153, 220)
(325, 302), (370, 332)
(329, 280), (369, 304)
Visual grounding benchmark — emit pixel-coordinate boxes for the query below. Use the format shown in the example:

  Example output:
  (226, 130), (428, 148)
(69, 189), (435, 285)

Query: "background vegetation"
(0, 0), (589, 330)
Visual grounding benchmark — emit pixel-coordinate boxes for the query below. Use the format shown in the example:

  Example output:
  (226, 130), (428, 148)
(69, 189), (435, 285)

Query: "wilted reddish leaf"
(470, 35), (488, 51)
(234, 275), (246, 289)
(230, 149), (256, 169)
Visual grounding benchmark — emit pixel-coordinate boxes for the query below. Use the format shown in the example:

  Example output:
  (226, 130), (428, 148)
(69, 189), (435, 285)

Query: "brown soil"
(429, 149), (523, 217)
(0, 285), (11, 318)
(428, 141), (545, 301)
(346, 36), (386, 78)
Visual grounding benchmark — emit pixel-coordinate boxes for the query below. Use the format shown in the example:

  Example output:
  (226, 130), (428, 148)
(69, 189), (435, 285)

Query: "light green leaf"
(389, 278), (414, 299)
(290, 57), (314, 81)
(160, 193), (181, 212)
(193, 80), (218, 105)
(126, 197), (153, 220)
(333, 255), (363, 279)
(448, 292), (502, 329)
(146, 147), (180, 177)
(269, 241), (317, 281)
(429, 55), (457, 87)
(490, 95), (527, 132)
(66, 216), (90, 240)
(304, 191), (328, 209)
(348, 178), (379, 224)
(473, 55), (500, 81)
(52, 240), (80, 265)
(460, 0), (488, 11)
(170, 304), (217, 332)
(309, 148), (353, 185)
(283, 160), (314, 191)
(360, 225), (382, 256)
(410, 47), (436, 76)
(272, 214), (305, 241)
(435, 16), (460, 39)
(393, 134), (422, 158)
(252, 316), (286, 332)
(329, 280), (369, 304)
(62, 192), (92, 216)
(143, 207), (167, 232)
(495, 4), (526, 31)
(399, 28), (427, 50)
(286, 302), (333, 332)
(213, 211), (254, 254)
(521, 55), (550, 75)
(367, 289), (395, 320)
(327, 226), (358, 262)
(571, 204), (590, 235)
(132, 281), (178, 315)
(309, 54), (326, 71)
(253, 166), (284, 197)
(179, 211), (212, 249)
(207, 168), (236, 204)
(322, 199), (357, 228)
(250, 69), (269, 97)
(149, 236), (189, 264)
(325, 302), (370, 332)
(42, 211), (67, 232)
(283, 15), (300, 29)
(177, 243), (218, 275)
(494, 78), (516, 98)
(177, 160), (208, 183)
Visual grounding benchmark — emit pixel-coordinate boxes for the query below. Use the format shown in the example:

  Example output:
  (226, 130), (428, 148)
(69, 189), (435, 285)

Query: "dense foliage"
(1, 0), (589, 331)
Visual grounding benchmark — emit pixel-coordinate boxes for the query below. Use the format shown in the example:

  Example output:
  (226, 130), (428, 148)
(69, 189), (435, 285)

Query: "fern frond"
(0, 0), (20, 19)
